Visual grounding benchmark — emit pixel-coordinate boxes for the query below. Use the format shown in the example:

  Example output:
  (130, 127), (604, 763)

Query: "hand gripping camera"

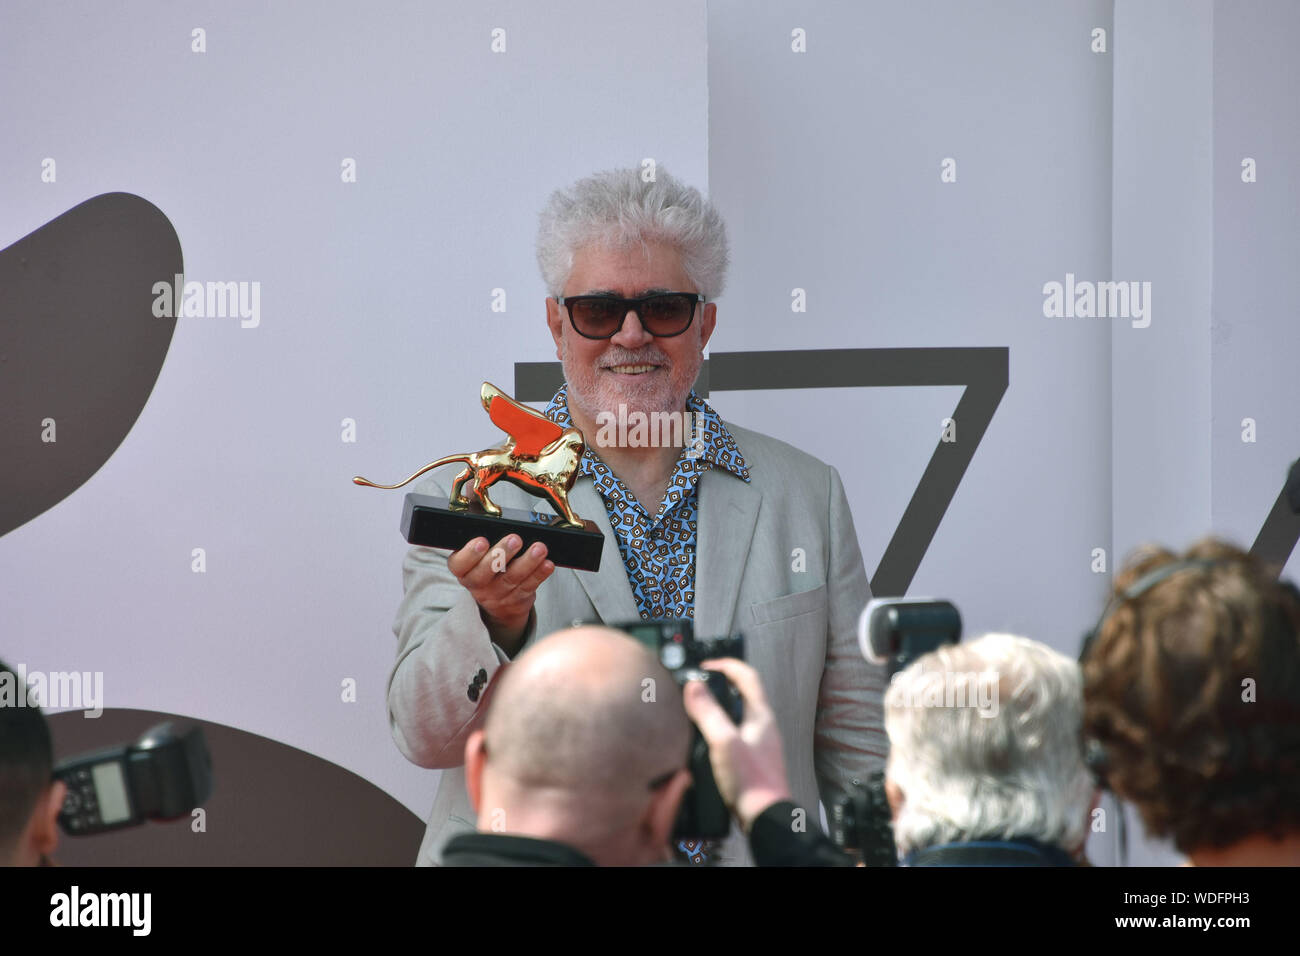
(617, 619), (744, 841)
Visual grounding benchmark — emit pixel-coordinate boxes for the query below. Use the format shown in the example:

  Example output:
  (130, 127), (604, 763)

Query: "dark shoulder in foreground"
(441, 832), (597, 867)
(750, 801), (857, 867)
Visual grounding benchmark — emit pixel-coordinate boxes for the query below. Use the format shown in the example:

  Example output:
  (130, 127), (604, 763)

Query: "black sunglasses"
(557, 292), (704, 339)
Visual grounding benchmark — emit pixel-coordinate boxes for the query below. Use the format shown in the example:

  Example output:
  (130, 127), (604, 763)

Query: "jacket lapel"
(538, 469), (760, 637)
(693, 469), (761, 639)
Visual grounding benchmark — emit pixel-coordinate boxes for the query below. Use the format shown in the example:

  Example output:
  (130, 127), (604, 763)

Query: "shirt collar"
(543, 382), (750, 482)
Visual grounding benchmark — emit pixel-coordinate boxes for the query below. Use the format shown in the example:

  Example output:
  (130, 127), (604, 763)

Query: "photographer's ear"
(644, 769), (692, 857)
(885, 777), (904, 822)
(464, 730), (488, 814)
(22, 780), (66, 866)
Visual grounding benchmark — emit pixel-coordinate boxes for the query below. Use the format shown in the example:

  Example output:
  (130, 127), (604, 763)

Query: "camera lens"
(661, 644), (687, 669)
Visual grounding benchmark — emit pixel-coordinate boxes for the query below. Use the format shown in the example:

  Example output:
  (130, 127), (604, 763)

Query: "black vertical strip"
(513, 362), (567, 403)
(1250, 485), (1300, 572)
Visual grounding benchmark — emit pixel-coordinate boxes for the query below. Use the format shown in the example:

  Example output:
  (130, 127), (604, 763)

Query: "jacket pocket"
(748, 584), (828, 627)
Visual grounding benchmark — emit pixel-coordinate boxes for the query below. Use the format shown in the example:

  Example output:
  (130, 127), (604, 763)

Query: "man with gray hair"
(884, 633), (1098, 866)
(389, 167), (885, 865)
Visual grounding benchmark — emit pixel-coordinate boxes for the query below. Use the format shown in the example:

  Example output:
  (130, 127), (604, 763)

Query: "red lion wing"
(485, 389), (563, 458)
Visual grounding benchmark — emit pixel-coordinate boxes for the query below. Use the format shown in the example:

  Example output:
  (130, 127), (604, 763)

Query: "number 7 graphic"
(520, 348), (1300, 593)
(516, 347), (1009, 596)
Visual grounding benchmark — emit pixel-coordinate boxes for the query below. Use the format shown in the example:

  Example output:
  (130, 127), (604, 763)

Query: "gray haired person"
(884, 633), (1098, 866)
(387, 167), (887, 865)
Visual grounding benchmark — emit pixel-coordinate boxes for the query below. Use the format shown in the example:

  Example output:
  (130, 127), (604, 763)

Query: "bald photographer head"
(458, 626), (693, 866)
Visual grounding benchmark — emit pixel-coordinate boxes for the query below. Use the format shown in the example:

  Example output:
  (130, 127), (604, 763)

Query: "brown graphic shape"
(0, 193), (181, 537)
(47, 708), (426, 866)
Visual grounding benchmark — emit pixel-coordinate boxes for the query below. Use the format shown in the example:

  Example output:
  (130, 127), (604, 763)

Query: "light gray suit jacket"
(387, 421), (887, 865)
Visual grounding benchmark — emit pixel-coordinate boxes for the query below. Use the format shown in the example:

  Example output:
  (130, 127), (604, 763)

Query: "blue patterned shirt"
(544, 383), (750, 620)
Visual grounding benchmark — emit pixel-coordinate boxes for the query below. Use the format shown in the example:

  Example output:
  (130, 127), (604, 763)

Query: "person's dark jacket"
(440, 800), (854, 866)
(902, 837), (1079, 866)
(747, 800), (855, 866)
(440, 832), (597, 866)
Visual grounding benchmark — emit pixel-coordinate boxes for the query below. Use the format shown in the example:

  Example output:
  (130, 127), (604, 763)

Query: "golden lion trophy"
(354, 382), (603, 571)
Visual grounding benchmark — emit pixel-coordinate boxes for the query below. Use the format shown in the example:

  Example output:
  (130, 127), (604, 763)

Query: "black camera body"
(617, 619), (744, 842)
(832, 597), (964, 864)
(55, 721), (213, 836)
(829, 770), (898, 866)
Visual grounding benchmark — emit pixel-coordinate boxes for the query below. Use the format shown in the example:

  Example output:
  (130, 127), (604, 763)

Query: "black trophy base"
(401, 493), (603, 572)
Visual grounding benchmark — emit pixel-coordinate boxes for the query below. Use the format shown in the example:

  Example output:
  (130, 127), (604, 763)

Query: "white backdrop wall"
(1, 0), (710, 829)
